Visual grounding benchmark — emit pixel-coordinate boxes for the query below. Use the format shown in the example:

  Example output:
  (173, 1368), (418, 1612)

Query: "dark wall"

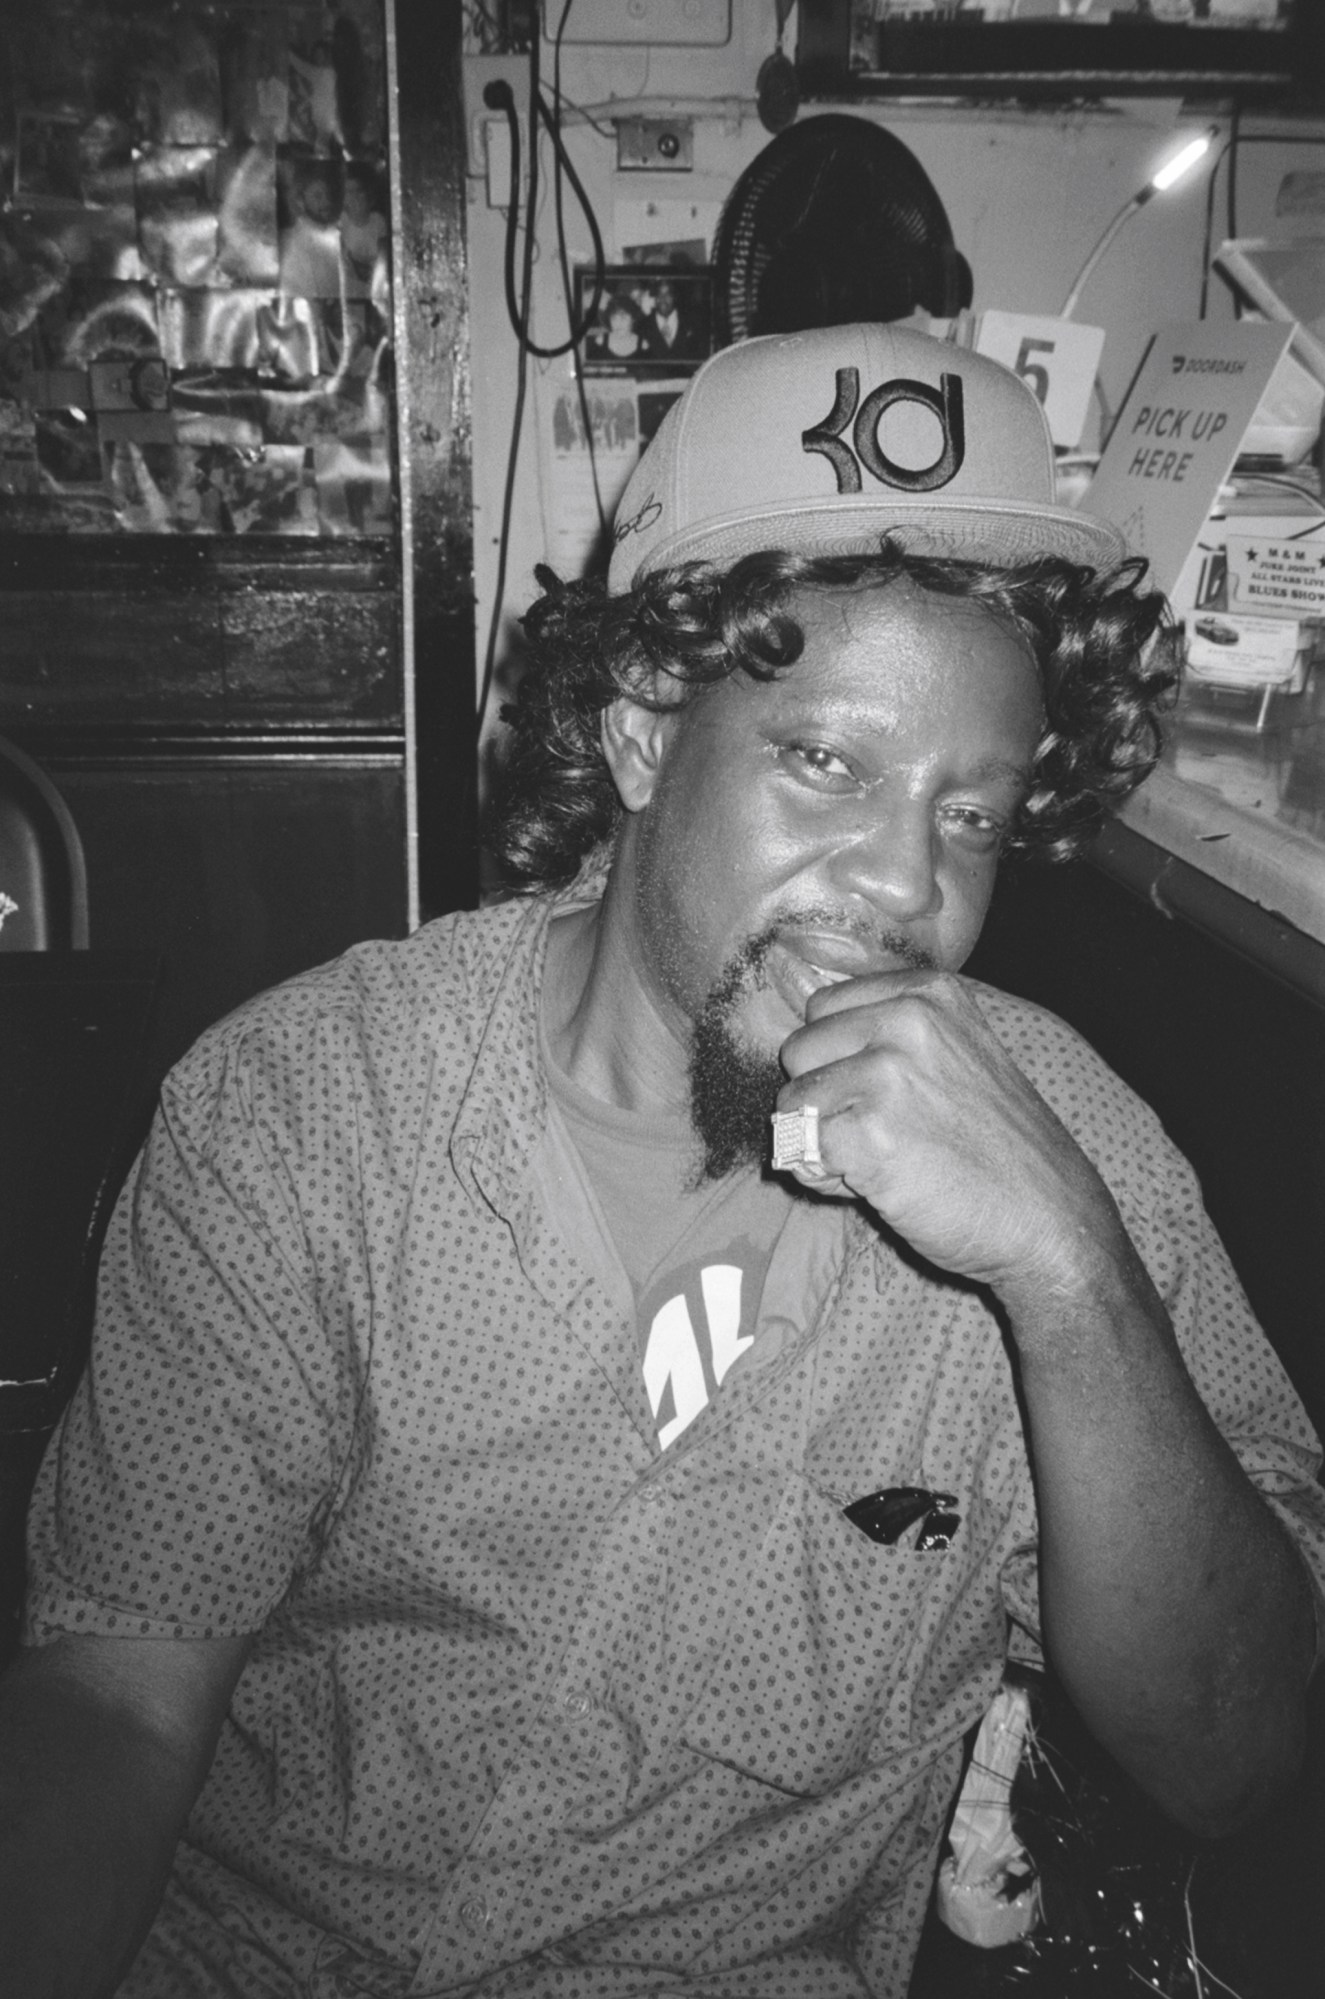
(967, 842), (1325, 1438)
(958, 845), (1325, 1999)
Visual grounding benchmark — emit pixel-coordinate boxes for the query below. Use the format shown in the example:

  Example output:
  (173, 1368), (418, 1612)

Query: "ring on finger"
(770, 1104), (827, 1181)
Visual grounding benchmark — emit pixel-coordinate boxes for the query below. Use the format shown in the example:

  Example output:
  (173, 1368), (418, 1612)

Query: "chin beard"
(687, 935), (785, 1184)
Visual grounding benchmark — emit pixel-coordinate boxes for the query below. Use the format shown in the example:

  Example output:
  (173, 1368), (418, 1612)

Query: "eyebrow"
(963, 755), (1036, 789)
(764, 699), (1036, 791)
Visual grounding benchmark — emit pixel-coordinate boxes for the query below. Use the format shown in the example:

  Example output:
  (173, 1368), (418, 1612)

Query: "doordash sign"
(1081, 319), (1296, 598)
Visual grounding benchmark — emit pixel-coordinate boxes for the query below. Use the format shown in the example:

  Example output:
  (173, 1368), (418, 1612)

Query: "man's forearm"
(0, 1638), (240, 1999)
(1006, 1229), (1319, 1838)
(772, 973), (1319, 1830)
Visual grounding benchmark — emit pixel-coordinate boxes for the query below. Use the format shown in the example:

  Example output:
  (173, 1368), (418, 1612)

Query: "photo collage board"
(0, 0), (394, 537)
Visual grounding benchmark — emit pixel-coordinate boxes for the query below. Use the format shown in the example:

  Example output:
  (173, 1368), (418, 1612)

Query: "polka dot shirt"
(23, 890), (1325, 1999)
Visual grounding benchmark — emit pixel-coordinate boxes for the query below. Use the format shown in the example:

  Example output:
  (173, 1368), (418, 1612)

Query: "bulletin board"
(0, 0), (395, 537)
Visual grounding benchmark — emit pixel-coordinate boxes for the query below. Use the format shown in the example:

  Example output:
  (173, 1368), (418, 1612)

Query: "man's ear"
(600, 696), (676, 814)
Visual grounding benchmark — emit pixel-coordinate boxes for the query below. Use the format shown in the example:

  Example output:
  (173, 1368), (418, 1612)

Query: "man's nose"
(832, 801), (942, 924)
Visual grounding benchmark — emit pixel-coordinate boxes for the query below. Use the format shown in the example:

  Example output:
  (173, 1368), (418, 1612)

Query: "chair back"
(0, 735), (89, 950)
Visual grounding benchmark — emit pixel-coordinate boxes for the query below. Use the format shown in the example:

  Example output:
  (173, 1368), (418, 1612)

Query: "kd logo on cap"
(802, 367), (965, 497)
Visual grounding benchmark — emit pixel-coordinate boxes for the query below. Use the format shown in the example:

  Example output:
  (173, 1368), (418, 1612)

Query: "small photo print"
(159, 289), (275, 374)
(214, 144), (280, 289)
(135, 147), (222, 288)
(338, 160), (389, 303)
(106, 438), (319, 534)
(277, 154), (344, 299)
(288, 27), (346, 152)
(77, 112), (139, 212)
(88, 355), (171, 414)
(35, 409), (104, 487)
(313, 435), (392, 534)
(90, 353), (175, 445)
(15, 115), (85, 207)
(222, 8), (293, 144)
(35, 278), (162, 373)
(576, 265), (712, 377)
(125, 13), (224, 148)
(551, 386), (638, 458)
(0, 415), (40, 496)
(285, 0), (386, 156)
(105, 439), (220, 531)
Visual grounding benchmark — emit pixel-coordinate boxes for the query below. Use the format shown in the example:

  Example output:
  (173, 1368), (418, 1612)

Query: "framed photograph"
(576, 265), (712, 377)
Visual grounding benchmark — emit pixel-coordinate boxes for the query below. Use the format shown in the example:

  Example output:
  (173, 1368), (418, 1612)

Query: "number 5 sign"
(971, 310), (1106, 451)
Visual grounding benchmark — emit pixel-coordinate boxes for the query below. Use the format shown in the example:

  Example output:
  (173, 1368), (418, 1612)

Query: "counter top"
(1106, 663), (1325, 1002)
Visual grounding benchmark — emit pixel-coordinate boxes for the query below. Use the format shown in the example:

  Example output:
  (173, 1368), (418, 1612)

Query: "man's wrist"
(993, 1208), (1166, 1374)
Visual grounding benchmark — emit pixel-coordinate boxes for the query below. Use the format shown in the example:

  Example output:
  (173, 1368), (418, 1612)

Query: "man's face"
(343, 179), (372, 222)
(302, 177), (336, 225)
(609, 580), (1043, 1169)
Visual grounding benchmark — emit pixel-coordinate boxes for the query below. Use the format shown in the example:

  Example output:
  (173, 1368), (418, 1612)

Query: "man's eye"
(942, 804), (1006, 847)
(784, 742), (855, 786)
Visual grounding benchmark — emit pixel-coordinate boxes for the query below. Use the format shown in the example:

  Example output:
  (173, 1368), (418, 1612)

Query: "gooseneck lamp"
(1060, 126), (1220, 322)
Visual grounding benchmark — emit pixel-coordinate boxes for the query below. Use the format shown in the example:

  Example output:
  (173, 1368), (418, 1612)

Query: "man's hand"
(779, 968), (1319, 1840)
(776, 969), (1118, 1307)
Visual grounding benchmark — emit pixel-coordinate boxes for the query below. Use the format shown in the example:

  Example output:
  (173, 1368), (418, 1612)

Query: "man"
(338, 162), (389, 308)
(278, 166), (342, 301)
(646, 278), (702, 360)
(2, 324), (1322, 1999)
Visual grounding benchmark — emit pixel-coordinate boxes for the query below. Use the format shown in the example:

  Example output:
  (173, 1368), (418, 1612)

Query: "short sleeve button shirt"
(23, 890), (1325, 1999)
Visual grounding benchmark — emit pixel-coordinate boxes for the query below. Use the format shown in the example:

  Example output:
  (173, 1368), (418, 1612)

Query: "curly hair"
(486, 542), (1179, 892)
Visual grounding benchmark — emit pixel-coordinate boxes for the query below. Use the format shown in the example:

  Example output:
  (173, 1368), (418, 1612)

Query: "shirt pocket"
(678, 1478), (954, 1797)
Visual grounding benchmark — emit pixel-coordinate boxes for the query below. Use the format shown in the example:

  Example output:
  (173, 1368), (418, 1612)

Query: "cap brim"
(618, 495), (1127, 587)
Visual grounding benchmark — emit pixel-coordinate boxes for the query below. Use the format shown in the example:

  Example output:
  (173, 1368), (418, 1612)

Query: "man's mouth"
(760, 930), (913, 1022)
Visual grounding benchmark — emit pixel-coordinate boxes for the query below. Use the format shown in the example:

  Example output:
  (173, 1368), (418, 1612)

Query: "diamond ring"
(770, 1105), (826, 1181)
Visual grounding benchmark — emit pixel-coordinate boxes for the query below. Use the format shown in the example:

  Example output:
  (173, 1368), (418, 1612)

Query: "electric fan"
(712, 113), (972, 349)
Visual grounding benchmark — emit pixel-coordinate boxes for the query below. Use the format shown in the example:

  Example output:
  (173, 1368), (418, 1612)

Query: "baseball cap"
(606, 321), (1125, 594)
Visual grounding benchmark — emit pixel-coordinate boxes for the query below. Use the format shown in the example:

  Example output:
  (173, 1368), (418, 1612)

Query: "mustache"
(720, 907), (937, 997)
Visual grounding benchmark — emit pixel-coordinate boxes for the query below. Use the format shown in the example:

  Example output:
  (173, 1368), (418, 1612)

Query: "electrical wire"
(1198, 138), (1227, 319)
(530, 95), (606, 355)
(548, 1), (607, 537)
(476, 49), (539, 739)
(488, 26), (606, 358)
(539, 83), (616, 141)
(477, 3), (610, 738)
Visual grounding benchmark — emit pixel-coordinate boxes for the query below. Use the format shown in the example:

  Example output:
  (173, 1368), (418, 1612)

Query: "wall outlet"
(461, 54), (529, 180)
(616, 116), (694, 172)
(544, 0), (731, 46)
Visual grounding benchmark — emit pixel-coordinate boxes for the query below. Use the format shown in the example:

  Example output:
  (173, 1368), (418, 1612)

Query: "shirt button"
(640, 1484), (665, 1506)
(459, 1896), (491, 1934)
(562, 1689), (594, 1720)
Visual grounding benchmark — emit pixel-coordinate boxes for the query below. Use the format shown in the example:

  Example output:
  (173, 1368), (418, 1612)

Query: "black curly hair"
(486, 541), (1179, 893)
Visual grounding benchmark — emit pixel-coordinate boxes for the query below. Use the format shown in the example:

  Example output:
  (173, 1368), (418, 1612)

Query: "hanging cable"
(486, 22), (606, 359)
(476, 53), (540, 737)
(548, 0), (606, 537)
(1198, 138), (1230, 320)
(478, 6), (610, 737)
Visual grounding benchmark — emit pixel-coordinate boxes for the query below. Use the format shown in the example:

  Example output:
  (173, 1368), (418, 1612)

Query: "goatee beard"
(687, 935), (784, 1184)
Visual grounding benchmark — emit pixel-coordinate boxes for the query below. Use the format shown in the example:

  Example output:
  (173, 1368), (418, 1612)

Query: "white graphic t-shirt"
(545, 1050), (792, 1450)
(634, 1225), (783, 1449)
